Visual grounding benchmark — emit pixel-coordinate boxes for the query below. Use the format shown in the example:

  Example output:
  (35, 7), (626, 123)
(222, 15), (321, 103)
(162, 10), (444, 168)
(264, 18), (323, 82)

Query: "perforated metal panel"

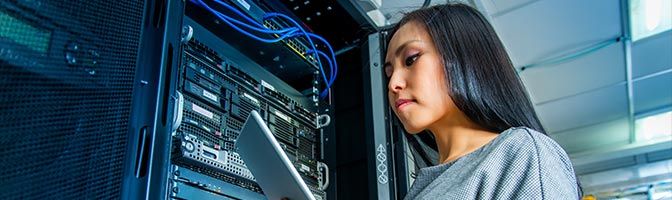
(0, 0), (145, 198)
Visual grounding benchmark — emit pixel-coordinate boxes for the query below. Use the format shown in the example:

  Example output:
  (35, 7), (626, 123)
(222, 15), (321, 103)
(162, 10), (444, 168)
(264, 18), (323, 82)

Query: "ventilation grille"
(0, 0), (145, 198)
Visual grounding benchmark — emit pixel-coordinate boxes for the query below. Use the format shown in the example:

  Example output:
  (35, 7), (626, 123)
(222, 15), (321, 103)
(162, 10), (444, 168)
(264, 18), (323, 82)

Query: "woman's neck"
(428, 116), (499, 164)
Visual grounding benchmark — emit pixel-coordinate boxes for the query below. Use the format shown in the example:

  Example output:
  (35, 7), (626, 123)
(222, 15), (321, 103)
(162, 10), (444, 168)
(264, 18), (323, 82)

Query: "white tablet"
(237, 110), (316, 200)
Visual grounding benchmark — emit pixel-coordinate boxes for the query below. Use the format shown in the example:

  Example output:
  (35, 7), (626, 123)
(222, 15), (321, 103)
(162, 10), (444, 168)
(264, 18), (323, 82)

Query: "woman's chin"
(397, 112), (427, 134)
(402, 124), (424, 134)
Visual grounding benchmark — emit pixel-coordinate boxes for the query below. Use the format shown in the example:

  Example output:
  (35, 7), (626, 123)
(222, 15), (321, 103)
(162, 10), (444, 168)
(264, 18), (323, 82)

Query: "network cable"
(204, 2), (334, 87)
(202, 0), (338, 97)
(212, 0), (337, 94)
(195, 0), (298, 43)
(199, 0), (334, 97)
(313, 50), (335, 97)
(262, 13), (334, 96)
(305, 32), (338, 86)
(193, 0), (338, 99)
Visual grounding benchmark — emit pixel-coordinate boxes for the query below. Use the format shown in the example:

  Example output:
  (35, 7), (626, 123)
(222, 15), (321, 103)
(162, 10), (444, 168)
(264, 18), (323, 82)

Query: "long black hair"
(388, 3), (545, 164)
(386, 3), (582, 196)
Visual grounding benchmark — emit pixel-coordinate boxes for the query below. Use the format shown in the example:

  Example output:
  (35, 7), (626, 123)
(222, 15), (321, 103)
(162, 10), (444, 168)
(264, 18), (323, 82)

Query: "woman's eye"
(404, 54), (420, 66)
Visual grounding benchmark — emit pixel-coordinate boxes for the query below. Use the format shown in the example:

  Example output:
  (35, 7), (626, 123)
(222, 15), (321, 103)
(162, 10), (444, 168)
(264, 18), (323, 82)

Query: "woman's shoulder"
(487, 127), (572, 164)
(492, 127), (575, 170)
(497, 127), (566, 152)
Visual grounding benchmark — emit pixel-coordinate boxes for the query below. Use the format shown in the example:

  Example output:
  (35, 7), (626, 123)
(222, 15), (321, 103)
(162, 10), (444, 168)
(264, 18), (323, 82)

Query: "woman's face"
(384, 21), (458, 134)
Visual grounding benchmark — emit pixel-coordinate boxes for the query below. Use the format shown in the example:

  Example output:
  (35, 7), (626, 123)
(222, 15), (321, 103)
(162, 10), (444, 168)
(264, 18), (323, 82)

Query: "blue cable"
(306, 32), (338, 86)
(307, 49), (334, 86)
(315, 51), (333, 77)
(211, 11), (298, 41)
(263, 13), (333, 97)
(264, 13), (339, 98)
(196, 0), (338, 99)
(314, 50), (334, 98)
(262, 13), (326, 82)
(306, 50), (333, 98)
(210, 0), (298, 35)
(305, 32), (337, 84)
(200, 2), (330, 88)
(197, 0), (296, 35)
(196, 0), (297, 40)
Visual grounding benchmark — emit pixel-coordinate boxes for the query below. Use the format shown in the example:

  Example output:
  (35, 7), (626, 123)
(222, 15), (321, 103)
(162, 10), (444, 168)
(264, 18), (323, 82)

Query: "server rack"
(0, 0), (414, 199)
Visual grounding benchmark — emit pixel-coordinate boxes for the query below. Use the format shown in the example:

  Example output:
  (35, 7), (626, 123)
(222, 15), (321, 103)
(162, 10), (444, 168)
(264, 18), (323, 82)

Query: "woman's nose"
(388, 71), (406, 93)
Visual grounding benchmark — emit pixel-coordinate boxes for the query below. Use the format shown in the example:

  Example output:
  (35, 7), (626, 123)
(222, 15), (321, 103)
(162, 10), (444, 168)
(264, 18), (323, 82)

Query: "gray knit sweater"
(404, 127), (579, 200)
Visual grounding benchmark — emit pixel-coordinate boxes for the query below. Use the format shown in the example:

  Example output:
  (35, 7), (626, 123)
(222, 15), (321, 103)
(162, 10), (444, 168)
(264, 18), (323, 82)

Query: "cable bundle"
(193, 0), (338, 99)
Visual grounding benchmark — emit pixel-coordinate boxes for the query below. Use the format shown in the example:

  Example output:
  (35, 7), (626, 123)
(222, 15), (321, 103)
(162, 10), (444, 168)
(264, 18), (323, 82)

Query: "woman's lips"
(395, 99), (415, 109)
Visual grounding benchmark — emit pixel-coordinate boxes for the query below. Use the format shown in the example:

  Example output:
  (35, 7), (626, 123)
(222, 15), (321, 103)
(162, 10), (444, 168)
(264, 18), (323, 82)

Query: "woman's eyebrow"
(394, 39), (422, 57)
(385, 39), (422, 68)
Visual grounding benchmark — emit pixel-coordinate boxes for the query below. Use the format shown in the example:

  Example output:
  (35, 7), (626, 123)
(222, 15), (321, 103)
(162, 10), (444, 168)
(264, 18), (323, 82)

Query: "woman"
(383, 3), (581, 199)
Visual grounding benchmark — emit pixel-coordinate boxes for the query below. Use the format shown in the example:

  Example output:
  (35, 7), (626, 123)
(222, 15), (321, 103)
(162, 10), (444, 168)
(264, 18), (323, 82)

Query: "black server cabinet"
(0, 0), (412, 199)
(0, 0), (182, 199)
(150, 0), (414, 199)
(156, 1), (336, 199)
